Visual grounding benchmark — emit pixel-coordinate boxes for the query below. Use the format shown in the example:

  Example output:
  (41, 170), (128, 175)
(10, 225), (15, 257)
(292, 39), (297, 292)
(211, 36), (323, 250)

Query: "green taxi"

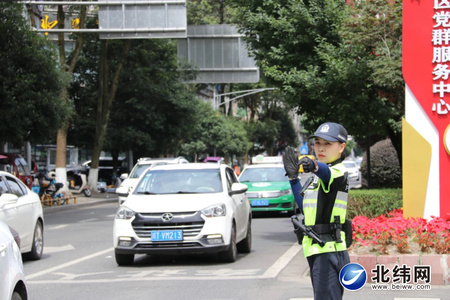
(239, 156), (296, 214)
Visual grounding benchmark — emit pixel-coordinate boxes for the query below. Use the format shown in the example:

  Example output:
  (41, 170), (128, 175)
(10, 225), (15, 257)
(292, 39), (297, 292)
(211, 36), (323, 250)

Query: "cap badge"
(320, 124), (330, 133)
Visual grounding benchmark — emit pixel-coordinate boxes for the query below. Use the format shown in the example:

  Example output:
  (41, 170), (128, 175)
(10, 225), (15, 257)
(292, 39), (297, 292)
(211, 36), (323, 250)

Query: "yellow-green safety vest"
(302, 162), (348, 257)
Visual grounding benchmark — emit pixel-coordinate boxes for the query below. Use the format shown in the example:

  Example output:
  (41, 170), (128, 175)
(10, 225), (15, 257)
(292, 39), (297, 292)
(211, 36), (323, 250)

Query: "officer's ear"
(338, 142), (346, 154)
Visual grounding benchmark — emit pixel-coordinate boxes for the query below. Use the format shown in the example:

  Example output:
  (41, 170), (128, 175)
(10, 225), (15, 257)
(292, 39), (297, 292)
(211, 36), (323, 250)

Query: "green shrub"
(347, 188), (403, 219)
(360, 139), (402, 188)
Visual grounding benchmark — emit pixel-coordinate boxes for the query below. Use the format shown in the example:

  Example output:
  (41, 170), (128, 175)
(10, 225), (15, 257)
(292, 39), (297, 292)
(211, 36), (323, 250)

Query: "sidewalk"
(42, 191), (118, 214)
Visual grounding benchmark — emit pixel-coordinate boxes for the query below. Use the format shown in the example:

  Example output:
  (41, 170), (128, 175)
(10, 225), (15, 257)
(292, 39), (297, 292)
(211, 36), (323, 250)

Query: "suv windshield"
(240, 167), (288, 182)
(343, 161), (357, 169)
(129, 163), (157, 179)
(134, 169), (223, 194)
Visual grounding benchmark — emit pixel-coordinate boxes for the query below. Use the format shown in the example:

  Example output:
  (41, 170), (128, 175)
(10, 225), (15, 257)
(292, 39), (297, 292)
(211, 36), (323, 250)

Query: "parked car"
(113, 163), (251, 266)
(0, 153), (33, 189)
(203, 156), (224, 164)
(0, 171), (44, 260)
(81, 157), (128, 186)
(0, 220), (28, 300)
(239, 156), (296, 215)
(343, 160), (361, 184)
(115, 157), (189, 205)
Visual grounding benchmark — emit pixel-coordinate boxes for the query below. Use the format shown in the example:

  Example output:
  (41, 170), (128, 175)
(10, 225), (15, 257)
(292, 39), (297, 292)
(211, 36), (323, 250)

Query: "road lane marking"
(48, 224), (69, 230)
(26, 243), (302, 283)
(26, 247), (113, 280)
(262, 243), (301, 278)
(44, 244), (75, 254)
(78, 218), (98, 223)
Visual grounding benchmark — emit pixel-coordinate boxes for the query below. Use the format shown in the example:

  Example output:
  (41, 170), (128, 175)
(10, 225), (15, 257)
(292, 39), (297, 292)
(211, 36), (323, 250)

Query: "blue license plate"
(151, 230), (183, 241)
(251, 199), (269, 206)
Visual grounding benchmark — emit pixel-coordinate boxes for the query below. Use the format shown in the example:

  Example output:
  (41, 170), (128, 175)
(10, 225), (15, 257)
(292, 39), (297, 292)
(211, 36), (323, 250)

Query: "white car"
(113, 163), (252, 266)
(0, 220), (28, 300)
(115, 156), (189, 205)
(0, 171), (44, 260)
(343, 160), (361, 183)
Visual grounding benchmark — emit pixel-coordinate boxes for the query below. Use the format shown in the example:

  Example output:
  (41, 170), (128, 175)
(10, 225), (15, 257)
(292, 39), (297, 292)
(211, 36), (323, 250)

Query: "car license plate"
(151, 230), (183, 241)
(251, 199), (269, 206)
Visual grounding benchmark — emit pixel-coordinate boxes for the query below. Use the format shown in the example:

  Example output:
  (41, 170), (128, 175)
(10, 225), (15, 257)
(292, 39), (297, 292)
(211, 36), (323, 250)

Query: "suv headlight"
(280, 189), (292, 196)
(116, 206), (135, 220)
(201, 203), (226, 217)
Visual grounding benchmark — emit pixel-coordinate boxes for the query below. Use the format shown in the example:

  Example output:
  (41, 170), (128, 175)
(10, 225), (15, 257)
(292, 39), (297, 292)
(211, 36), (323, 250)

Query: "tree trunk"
(55, 3), (86, 191)
(227, 83), (234, 116)
(88, 40), (131, 191)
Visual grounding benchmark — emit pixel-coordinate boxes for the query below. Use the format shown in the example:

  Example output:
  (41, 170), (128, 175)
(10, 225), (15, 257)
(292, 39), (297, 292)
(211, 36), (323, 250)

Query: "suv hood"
(123, 193), (226, 213)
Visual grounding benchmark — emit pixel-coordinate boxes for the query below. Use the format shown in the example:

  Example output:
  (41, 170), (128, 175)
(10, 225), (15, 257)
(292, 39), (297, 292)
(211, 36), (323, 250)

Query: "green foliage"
(181, 141), (207, 158)
(187, 0), (236, 25)
(69, 36), (202, 158)
(347, 188), (403, 219)
(360, 139), (402, 188)
(228, 0), (404, 162)
(194, 102), (249, 157)
(0, 2), (71, 144)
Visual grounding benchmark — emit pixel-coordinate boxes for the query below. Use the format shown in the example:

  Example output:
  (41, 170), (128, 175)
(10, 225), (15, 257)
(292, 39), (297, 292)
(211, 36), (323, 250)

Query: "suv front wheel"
(218, 223), (237, 263)
(115, 252), (134, 266)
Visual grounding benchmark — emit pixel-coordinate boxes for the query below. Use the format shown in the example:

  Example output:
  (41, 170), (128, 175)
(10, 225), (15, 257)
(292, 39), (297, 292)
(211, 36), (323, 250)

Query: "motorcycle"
(37, 171), (66, 206)
(67, 172), (92, 197)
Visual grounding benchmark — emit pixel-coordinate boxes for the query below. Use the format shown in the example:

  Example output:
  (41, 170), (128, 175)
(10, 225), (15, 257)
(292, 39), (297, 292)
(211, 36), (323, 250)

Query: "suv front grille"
(132, 211), (205, 239)
(136, 242), (201, 249)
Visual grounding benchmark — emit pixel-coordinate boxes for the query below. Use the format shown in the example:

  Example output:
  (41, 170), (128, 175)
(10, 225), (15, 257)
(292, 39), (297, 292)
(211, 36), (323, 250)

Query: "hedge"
(347, 188), (403, 219)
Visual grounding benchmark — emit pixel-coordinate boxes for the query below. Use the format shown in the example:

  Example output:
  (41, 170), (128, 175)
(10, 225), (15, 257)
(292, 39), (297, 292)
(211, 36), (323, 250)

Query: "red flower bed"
(350, 209), (450, 255)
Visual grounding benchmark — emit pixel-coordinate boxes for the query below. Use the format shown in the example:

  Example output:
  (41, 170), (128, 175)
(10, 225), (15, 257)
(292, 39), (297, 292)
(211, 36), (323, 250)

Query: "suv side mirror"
(0, 193), (19, 205)
(229, 183), (248, 196)
(120, 173), (128, 180)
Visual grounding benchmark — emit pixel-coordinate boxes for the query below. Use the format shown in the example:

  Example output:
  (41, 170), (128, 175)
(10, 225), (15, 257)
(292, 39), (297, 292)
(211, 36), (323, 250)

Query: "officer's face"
(314, 137), (346, 164)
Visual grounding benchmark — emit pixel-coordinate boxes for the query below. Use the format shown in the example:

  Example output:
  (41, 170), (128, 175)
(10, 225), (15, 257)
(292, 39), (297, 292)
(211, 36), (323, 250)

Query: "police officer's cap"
(309, 122), (347, 143)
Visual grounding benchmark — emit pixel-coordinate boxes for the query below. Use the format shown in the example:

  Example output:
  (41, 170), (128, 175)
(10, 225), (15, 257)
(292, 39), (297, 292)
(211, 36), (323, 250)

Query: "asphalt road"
(23, 202), (448, 300)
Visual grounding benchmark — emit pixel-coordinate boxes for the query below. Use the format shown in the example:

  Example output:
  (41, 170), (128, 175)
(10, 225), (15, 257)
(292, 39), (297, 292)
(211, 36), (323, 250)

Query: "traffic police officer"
(283, 122), (350, 300)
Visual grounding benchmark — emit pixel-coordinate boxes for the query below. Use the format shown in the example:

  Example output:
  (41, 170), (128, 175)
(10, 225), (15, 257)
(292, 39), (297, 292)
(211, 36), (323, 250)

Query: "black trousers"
(307, 250), (350, 300)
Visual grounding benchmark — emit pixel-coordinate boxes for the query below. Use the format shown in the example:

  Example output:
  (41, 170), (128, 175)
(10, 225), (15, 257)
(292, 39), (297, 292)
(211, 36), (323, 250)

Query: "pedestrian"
(283, 122), (351, 300)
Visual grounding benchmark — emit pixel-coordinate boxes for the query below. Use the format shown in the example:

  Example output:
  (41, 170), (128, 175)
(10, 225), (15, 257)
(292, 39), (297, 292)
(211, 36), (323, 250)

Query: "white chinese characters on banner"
(432, 99), (450, 114)
(435, 0), (450, 10)
(433, 64), (450, 79)
(432, 4), (450, 115)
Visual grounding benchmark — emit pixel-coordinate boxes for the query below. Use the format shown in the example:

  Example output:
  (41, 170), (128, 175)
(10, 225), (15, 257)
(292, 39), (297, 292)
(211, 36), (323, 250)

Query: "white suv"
(113, 163), (252, 266)
(0, 171), (44, 260)
(115, 157), (189, 205)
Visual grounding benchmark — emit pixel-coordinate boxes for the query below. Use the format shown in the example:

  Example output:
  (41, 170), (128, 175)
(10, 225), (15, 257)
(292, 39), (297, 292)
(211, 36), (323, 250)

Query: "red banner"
(403, 0), (450, 219)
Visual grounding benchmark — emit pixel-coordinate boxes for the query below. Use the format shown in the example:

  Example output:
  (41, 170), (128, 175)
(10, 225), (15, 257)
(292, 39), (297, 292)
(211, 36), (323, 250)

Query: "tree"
(0, 2), (70, 145)
(228, 0), (403, 165)
(70, 37), (200, 162)
(187, 0), (234, 25)
(181, 101), (249, 162)
(105, 39), (200, 159)
(341, 0), (404, 164)
(53, 3), (89, 187)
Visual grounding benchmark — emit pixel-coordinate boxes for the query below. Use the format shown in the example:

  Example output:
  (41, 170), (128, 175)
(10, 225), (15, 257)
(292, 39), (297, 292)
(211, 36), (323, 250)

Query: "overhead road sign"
(177, 25), (259, 83)
(99, 0), (186, 39)
(24, 0), (187, 39)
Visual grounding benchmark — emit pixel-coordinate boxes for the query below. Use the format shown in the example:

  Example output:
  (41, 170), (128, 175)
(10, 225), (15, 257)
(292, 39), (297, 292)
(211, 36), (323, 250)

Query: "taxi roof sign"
(251, 155), (282, 164)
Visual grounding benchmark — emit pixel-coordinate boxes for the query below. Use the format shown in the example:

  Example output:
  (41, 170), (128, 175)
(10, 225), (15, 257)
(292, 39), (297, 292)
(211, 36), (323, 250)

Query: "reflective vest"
(302, 162), (348, 257)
